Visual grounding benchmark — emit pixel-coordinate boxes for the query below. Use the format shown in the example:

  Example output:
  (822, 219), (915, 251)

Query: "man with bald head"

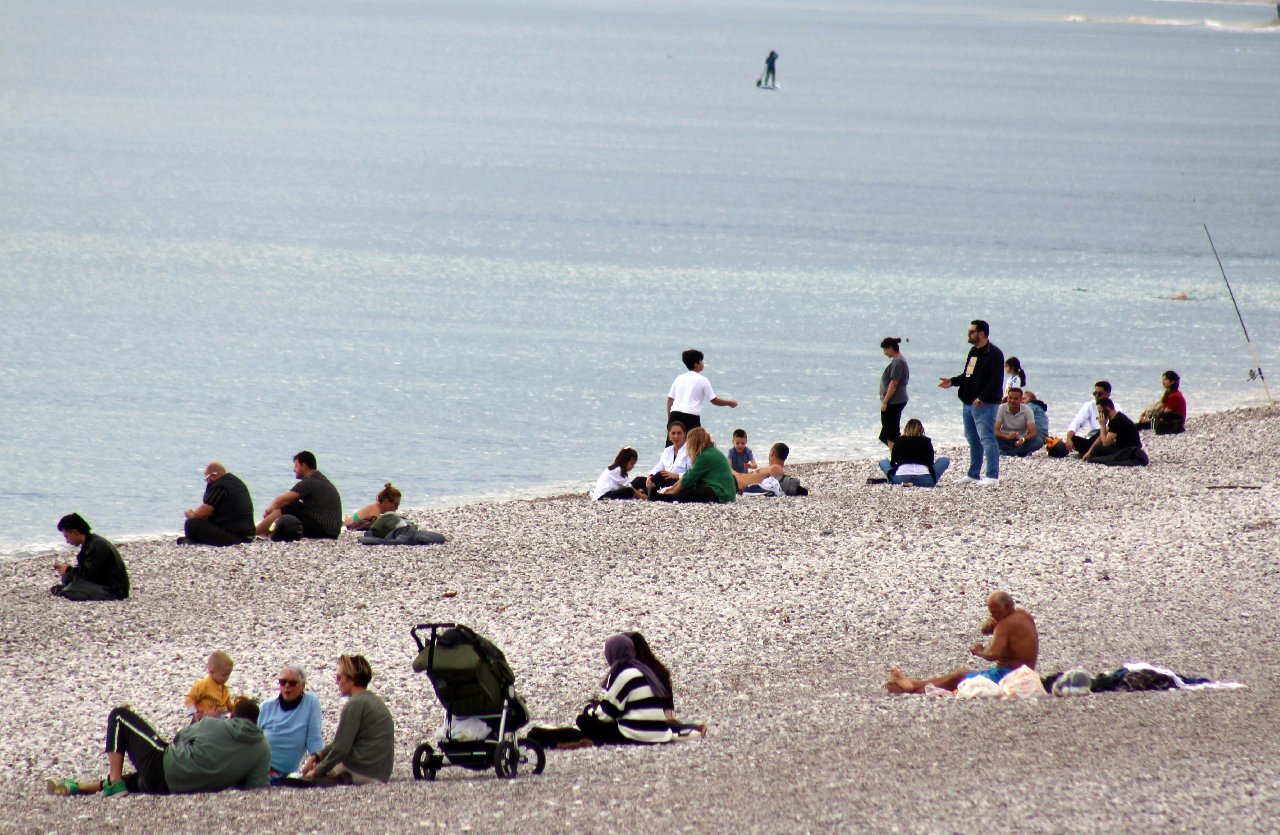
(885, 591), (1039, 694)
(179, 462), (255, 546)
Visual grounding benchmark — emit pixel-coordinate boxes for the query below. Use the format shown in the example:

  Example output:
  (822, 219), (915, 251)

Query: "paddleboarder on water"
(760, 51), (777, 88)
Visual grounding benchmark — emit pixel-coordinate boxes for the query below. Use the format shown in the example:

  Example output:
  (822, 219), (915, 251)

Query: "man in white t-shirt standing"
(666, 348), (737, 436)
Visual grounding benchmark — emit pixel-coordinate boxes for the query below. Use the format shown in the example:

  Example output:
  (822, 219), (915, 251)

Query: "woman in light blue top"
(257, 664), (323, 779)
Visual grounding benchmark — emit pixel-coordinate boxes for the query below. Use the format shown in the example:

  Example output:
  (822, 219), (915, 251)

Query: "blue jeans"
(998, 434), (1045, 457)
(879, 456), (950, 487)
(962, 402), (999, 479)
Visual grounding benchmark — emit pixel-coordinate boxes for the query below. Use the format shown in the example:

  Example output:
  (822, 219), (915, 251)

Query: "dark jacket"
(69, 534), (130, 599)
(949, 342), (1004, 405)
(888, 435), (938, 480)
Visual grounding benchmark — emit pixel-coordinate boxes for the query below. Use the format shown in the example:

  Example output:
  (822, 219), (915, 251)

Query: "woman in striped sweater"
(576, 634), (675, 745)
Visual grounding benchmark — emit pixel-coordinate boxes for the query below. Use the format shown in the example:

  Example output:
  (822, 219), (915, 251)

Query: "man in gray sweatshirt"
(48, 697), (271, 797)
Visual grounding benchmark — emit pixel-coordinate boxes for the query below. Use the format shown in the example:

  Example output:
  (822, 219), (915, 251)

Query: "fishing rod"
(1204, 224), (1274, 406)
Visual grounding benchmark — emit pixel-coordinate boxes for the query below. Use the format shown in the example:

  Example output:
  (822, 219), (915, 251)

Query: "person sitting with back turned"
(995, 386), (1041, 456)
(343, 483), (401, 531)
(181, 461), (254, 546)
(255, 450), (342, 540)
(878, 419), (950, 487)
(886, 591), (1038, 694)
(1082, 398), (1148, 466)
(1137, 370), (1186, 435)
(51, 514), (130, 601)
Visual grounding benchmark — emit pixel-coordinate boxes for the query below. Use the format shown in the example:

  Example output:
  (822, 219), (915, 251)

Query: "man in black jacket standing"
(938, 320), (1005, 486)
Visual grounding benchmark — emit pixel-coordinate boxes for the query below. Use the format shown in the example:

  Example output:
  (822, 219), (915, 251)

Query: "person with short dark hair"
(736, 442), (791, 494)
(47, 697), (270, 797)
(1082, 398), (1148, 466)
(299, 654), (395, 785)
(995, 386), (1040, 456)
(51, 514), (130, 601)
(762, 50), (778, 87)
(665, 349), (737, 437)
(1137, 370), (1186, 435)
(255, 451), (343, 540)
(727, 428), (757, 474)
(878, 337), (909, 448)
(181, 462), (254, 546)
(937, 320), (1004, 486)
(1064, 381), (1119, 455)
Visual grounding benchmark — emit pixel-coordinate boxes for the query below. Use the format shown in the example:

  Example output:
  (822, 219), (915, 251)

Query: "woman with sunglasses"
(257, 664), (323, 783)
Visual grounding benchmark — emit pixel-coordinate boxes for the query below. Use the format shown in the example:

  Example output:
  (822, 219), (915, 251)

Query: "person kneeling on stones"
(48, 696), (270, 797)
(885, 591), (1038, 694)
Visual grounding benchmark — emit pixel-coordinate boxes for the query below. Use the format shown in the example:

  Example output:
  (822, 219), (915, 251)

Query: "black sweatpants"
(649, 486), (720, 503)
(183, 518), (252, 546)
(104, 707), (169, 793)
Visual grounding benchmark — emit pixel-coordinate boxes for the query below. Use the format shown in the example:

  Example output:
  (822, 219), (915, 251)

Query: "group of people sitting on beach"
(179, 450), (405, 546)
(589, 349), (803, 503)
(875, 323), (1186, 486)
(48, 632), (701, 798)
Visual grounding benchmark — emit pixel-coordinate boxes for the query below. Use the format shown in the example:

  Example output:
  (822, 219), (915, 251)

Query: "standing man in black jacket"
(938, 320), (1005, 486)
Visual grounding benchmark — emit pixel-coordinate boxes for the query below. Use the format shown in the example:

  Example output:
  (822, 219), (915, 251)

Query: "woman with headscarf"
(576, 634), (675, 744)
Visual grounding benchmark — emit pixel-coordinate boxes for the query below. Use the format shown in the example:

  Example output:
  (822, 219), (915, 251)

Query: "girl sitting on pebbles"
(590, 448), (645, 500)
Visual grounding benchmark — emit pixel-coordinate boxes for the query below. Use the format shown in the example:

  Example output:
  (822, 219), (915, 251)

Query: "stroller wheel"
(494, 740), (518, 779)
(518, 739), (546, 775)
(412, 743), (439, 781)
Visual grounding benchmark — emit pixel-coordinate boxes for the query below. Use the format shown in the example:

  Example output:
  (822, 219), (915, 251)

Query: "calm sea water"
(2, 0), (1277, 558)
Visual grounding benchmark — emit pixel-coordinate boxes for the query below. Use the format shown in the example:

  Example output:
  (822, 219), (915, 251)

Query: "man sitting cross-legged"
(885, 591), (1038, 694)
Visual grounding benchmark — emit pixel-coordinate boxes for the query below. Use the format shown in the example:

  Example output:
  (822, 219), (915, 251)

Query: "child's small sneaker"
(47, 778), (79, 796)
(101, 779), (129, 798)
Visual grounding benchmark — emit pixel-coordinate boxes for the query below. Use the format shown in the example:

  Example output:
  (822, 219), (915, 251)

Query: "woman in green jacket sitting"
(651, 427), (737, 504)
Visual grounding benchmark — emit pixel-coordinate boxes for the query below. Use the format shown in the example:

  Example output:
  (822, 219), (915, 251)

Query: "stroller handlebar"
(410, 622), (459, 652)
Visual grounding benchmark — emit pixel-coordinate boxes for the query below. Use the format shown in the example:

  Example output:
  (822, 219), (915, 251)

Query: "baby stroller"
(410, 622), (546, 780)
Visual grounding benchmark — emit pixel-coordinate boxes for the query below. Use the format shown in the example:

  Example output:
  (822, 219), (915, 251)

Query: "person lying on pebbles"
(886, 591), (1038, 694)
(48, 697), (269, 797)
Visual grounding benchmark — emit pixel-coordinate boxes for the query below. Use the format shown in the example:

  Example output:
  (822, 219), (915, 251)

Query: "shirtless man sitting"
(734, 442), (788, 493)
(885, 591), (1038, 694)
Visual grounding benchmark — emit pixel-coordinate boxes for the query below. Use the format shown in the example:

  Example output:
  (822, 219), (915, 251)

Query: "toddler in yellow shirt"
(185, 650), (235, 720)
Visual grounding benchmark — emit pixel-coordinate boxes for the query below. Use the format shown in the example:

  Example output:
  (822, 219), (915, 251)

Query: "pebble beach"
(3, 406), (1277, 833)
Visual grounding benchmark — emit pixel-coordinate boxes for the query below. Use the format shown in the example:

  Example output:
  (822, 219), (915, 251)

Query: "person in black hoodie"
(878, 419), (951, 487)
(937, 319), (1005, 486)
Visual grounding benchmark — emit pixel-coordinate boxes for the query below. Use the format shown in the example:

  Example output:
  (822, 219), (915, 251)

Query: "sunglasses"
(278, 678), (301, 687)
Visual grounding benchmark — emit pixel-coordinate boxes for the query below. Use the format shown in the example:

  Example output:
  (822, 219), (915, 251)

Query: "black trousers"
(632, 473), (677, 499)
(597, 487), (636, 501)
(105, 707), (169, 793)
(879, 402), (906, 446)
(184, 517), (252, 546)
(649, 486), (719, 503)
(667, 411), (700, 438)
(1070, 433), (1098, 455)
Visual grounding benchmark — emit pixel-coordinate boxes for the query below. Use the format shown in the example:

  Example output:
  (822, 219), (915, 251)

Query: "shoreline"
(4, 405), (1278, 832)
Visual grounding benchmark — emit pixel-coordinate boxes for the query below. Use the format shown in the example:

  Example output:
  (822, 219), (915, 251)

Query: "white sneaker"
(960, 476), (981, 485)
(976, 477), (999, 487)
